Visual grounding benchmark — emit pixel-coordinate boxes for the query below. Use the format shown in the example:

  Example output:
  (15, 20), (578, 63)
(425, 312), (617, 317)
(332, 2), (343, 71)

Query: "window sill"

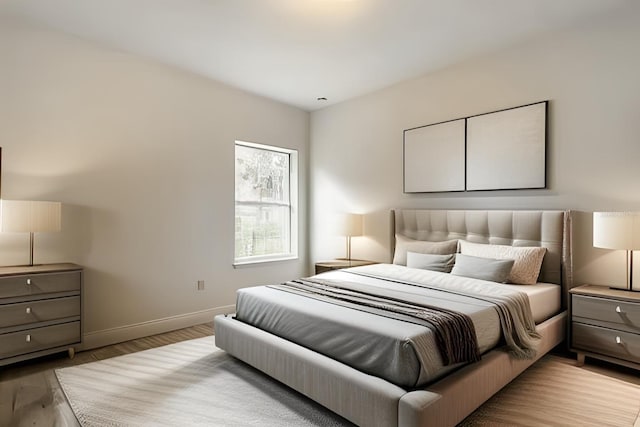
(233, 255), (299, 268)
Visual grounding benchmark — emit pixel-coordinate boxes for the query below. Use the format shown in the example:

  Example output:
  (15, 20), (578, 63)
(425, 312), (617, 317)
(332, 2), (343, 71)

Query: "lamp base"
(29, 232), (35, 267)
(345, 236), (353, 267)
(628, 250), (638, 292)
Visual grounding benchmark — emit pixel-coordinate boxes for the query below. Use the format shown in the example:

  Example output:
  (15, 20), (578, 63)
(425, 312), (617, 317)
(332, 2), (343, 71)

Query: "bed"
(215, 209), (573, 426)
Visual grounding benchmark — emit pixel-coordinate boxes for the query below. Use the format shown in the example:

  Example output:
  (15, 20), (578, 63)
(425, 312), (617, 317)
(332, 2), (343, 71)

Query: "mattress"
(234, 264), (558, 388)
(499, 281), (560, 323)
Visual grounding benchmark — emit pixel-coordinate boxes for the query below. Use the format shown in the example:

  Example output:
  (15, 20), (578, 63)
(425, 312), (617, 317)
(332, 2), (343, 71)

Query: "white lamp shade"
(337, 213), (363, 237)
(593, 212), (640, 250)
(1, 200), (62, 233)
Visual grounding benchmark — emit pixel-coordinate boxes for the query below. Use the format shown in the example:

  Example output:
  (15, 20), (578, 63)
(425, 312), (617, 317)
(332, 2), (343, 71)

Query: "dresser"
(0, 263), (83, 366)
(570, 284), (640, 370)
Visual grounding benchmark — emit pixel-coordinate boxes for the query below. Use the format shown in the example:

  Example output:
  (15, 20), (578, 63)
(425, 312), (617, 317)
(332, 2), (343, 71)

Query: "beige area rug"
(55, 336), (353, 427)
(460, 355), (640, 426)
(56, 337), (640, 427)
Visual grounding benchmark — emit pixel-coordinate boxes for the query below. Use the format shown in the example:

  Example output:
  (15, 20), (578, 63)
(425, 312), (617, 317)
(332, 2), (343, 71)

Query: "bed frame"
(216, 209), (573, 427)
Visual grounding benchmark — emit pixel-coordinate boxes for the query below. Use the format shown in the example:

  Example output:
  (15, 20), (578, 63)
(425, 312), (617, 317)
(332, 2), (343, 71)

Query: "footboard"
(215, 314), (406, 427)
(215, 312), (566, 427)
(398, 311), (566, 426)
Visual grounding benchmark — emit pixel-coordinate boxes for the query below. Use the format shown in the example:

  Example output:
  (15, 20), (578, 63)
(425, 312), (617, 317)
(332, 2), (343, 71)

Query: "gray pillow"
(392, 235), (459, 265)
(406, 252), (456, 273)
(451, 254), (515, 283)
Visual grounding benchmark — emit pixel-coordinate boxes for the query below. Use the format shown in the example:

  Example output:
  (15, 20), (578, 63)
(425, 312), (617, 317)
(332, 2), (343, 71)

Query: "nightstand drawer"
(572, 323), (640, 364)
(0, 321), (81, 359)
(0, 296), (81, 330)
(573, 294), (640, 330)
(0, 271), (81, 299)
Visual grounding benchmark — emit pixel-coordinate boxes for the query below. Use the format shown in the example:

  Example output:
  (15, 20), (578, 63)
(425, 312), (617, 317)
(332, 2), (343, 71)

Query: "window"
(234, 141), (298, 264)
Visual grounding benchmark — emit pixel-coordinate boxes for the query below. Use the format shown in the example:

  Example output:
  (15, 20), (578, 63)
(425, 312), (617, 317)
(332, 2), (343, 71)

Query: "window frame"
(233, 140), (298, 266)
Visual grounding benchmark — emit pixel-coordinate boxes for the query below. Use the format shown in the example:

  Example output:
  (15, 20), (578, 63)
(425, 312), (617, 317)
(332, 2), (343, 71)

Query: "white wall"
(310, 6), (640, 289)
(0, 18), (309, 348)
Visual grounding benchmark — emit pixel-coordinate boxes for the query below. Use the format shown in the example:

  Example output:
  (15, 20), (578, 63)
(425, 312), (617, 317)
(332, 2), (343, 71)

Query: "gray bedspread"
(234, 264), (539, 388)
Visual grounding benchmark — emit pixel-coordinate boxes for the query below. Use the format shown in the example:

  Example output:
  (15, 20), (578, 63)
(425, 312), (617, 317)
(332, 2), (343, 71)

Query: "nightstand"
(570, 284), (640, 370)
(0, 263), (83, 366)
(315, 259), (377, 275)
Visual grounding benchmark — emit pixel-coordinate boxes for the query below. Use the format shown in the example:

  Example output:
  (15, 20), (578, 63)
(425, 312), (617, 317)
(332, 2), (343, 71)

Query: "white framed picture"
(466, 102), (547, 191)
(403, 101), (547, 193)
(403, 119), (465, 193)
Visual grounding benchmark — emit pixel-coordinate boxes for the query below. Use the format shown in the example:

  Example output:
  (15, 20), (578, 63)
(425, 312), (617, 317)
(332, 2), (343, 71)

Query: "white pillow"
(393, 235), (458, 266)
(458, 240), (546, 285)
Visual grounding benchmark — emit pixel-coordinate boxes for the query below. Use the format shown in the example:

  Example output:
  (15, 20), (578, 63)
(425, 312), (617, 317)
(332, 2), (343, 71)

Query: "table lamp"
(338, 213), (363, 266)
(593, 211), (640, 292)
(1, 200), (62, 266)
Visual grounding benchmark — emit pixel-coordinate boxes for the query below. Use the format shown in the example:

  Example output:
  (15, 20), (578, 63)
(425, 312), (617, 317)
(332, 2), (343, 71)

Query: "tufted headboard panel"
(391, 210), (573, 301)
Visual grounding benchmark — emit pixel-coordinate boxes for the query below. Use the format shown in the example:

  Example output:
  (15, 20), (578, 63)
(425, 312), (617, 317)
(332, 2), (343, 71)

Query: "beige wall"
(0, 18), (309, 347)
(3, 4), (640, 346)
(310, 6), (640, 289)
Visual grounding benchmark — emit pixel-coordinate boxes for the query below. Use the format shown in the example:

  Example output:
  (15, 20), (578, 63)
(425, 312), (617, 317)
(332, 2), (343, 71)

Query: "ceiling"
(0, 0), (632, 111)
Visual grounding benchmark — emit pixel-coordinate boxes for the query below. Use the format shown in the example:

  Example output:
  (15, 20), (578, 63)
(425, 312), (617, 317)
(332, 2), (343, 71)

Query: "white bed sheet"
(340, 264), (560, 325)
(499, 282), (561, 324)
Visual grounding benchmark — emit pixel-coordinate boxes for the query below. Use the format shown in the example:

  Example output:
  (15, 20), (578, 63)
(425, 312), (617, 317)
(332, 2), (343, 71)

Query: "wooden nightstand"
(315, 259), (377, 275)
(0, 263), (83, 366)
(570, 284), (640, 370)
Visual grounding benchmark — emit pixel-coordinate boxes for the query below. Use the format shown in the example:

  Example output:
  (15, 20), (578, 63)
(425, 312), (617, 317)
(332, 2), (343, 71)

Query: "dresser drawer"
(0, 296), (80, 330)
(572, 322), (640, 364)
(0, 321), (81, 359)
(0, 271), (81, 299)
(573, 294), (640, 330)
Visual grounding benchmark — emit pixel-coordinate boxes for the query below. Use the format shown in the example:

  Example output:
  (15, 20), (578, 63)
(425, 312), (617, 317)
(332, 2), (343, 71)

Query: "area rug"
(55, 336), (352, 426)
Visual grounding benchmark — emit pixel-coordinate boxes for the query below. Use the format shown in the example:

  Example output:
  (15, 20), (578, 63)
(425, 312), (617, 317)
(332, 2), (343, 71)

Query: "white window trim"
(233, 140), (298, 266)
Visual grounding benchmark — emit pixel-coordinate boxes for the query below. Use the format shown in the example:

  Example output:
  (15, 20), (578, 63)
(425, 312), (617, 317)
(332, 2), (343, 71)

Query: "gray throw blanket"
(272, 278), (481, 366)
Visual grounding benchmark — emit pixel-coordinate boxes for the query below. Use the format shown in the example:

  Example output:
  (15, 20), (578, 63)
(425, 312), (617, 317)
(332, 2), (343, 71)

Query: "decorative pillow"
(451, 254), (514, 283)
(393, 235), (458, 266)
(458, 240), (547, 285)
(406, 252), (456, 273)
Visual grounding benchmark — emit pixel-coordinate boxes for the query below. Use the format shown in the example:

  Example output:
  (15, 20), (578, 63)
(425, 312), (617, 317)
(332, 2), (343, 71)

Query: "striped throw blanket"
(272, 278), (481, 366)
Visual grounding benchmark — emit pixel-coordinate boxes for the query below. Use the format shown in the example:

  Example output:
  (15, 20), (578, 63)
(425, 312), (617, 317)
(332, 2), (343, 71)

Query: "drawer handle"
(26, 334), (31, 343)
(615, 306), (623, 314)
(26, 278), (32, 285)
(616, 336), (623, 345)
(26, 307), (31, 314)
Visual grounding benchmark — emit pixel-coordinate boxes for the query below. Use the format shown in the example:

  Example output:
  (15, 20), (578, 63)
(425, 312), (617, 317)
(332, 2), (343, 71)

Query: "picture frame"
(403, 119), (465, 193)
(402, 101), (547, 193)
(466, 102), (547, 191)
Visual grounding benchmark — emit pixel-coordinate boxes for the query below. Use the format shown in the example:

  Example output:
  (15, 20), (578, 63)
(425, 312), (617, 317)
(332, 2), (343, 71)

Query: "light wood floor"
(0, 323), (213, 427)
(461, 353), (640, 426)
(1, 323), (639, 427)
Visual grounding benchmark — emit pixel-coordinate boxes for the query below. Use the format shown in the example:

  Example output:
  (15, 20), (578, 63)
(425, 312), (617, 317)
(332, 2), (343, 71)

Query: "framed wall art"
(466, 101), (547, 191)
(402, 101), (547, 193)
(403, 119), (465, 193)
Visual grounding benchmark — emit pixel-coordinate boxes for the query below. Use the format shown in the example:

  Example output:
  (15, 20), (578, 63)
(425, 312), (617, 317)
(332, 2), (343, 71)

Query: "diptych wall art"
(403, 101), (547, 193)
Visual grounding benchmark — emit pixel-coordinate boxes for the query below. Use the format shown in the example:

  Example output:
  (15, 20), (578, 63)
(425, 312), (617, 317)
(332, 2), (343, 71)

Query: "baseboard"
(81, 305), (235, 351)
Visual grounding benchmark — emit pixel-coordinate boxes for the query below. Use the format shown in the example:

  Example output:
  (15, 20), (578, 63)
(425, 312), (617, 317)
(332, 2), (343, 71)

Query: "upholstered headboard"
(391, 210), (573, 305)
